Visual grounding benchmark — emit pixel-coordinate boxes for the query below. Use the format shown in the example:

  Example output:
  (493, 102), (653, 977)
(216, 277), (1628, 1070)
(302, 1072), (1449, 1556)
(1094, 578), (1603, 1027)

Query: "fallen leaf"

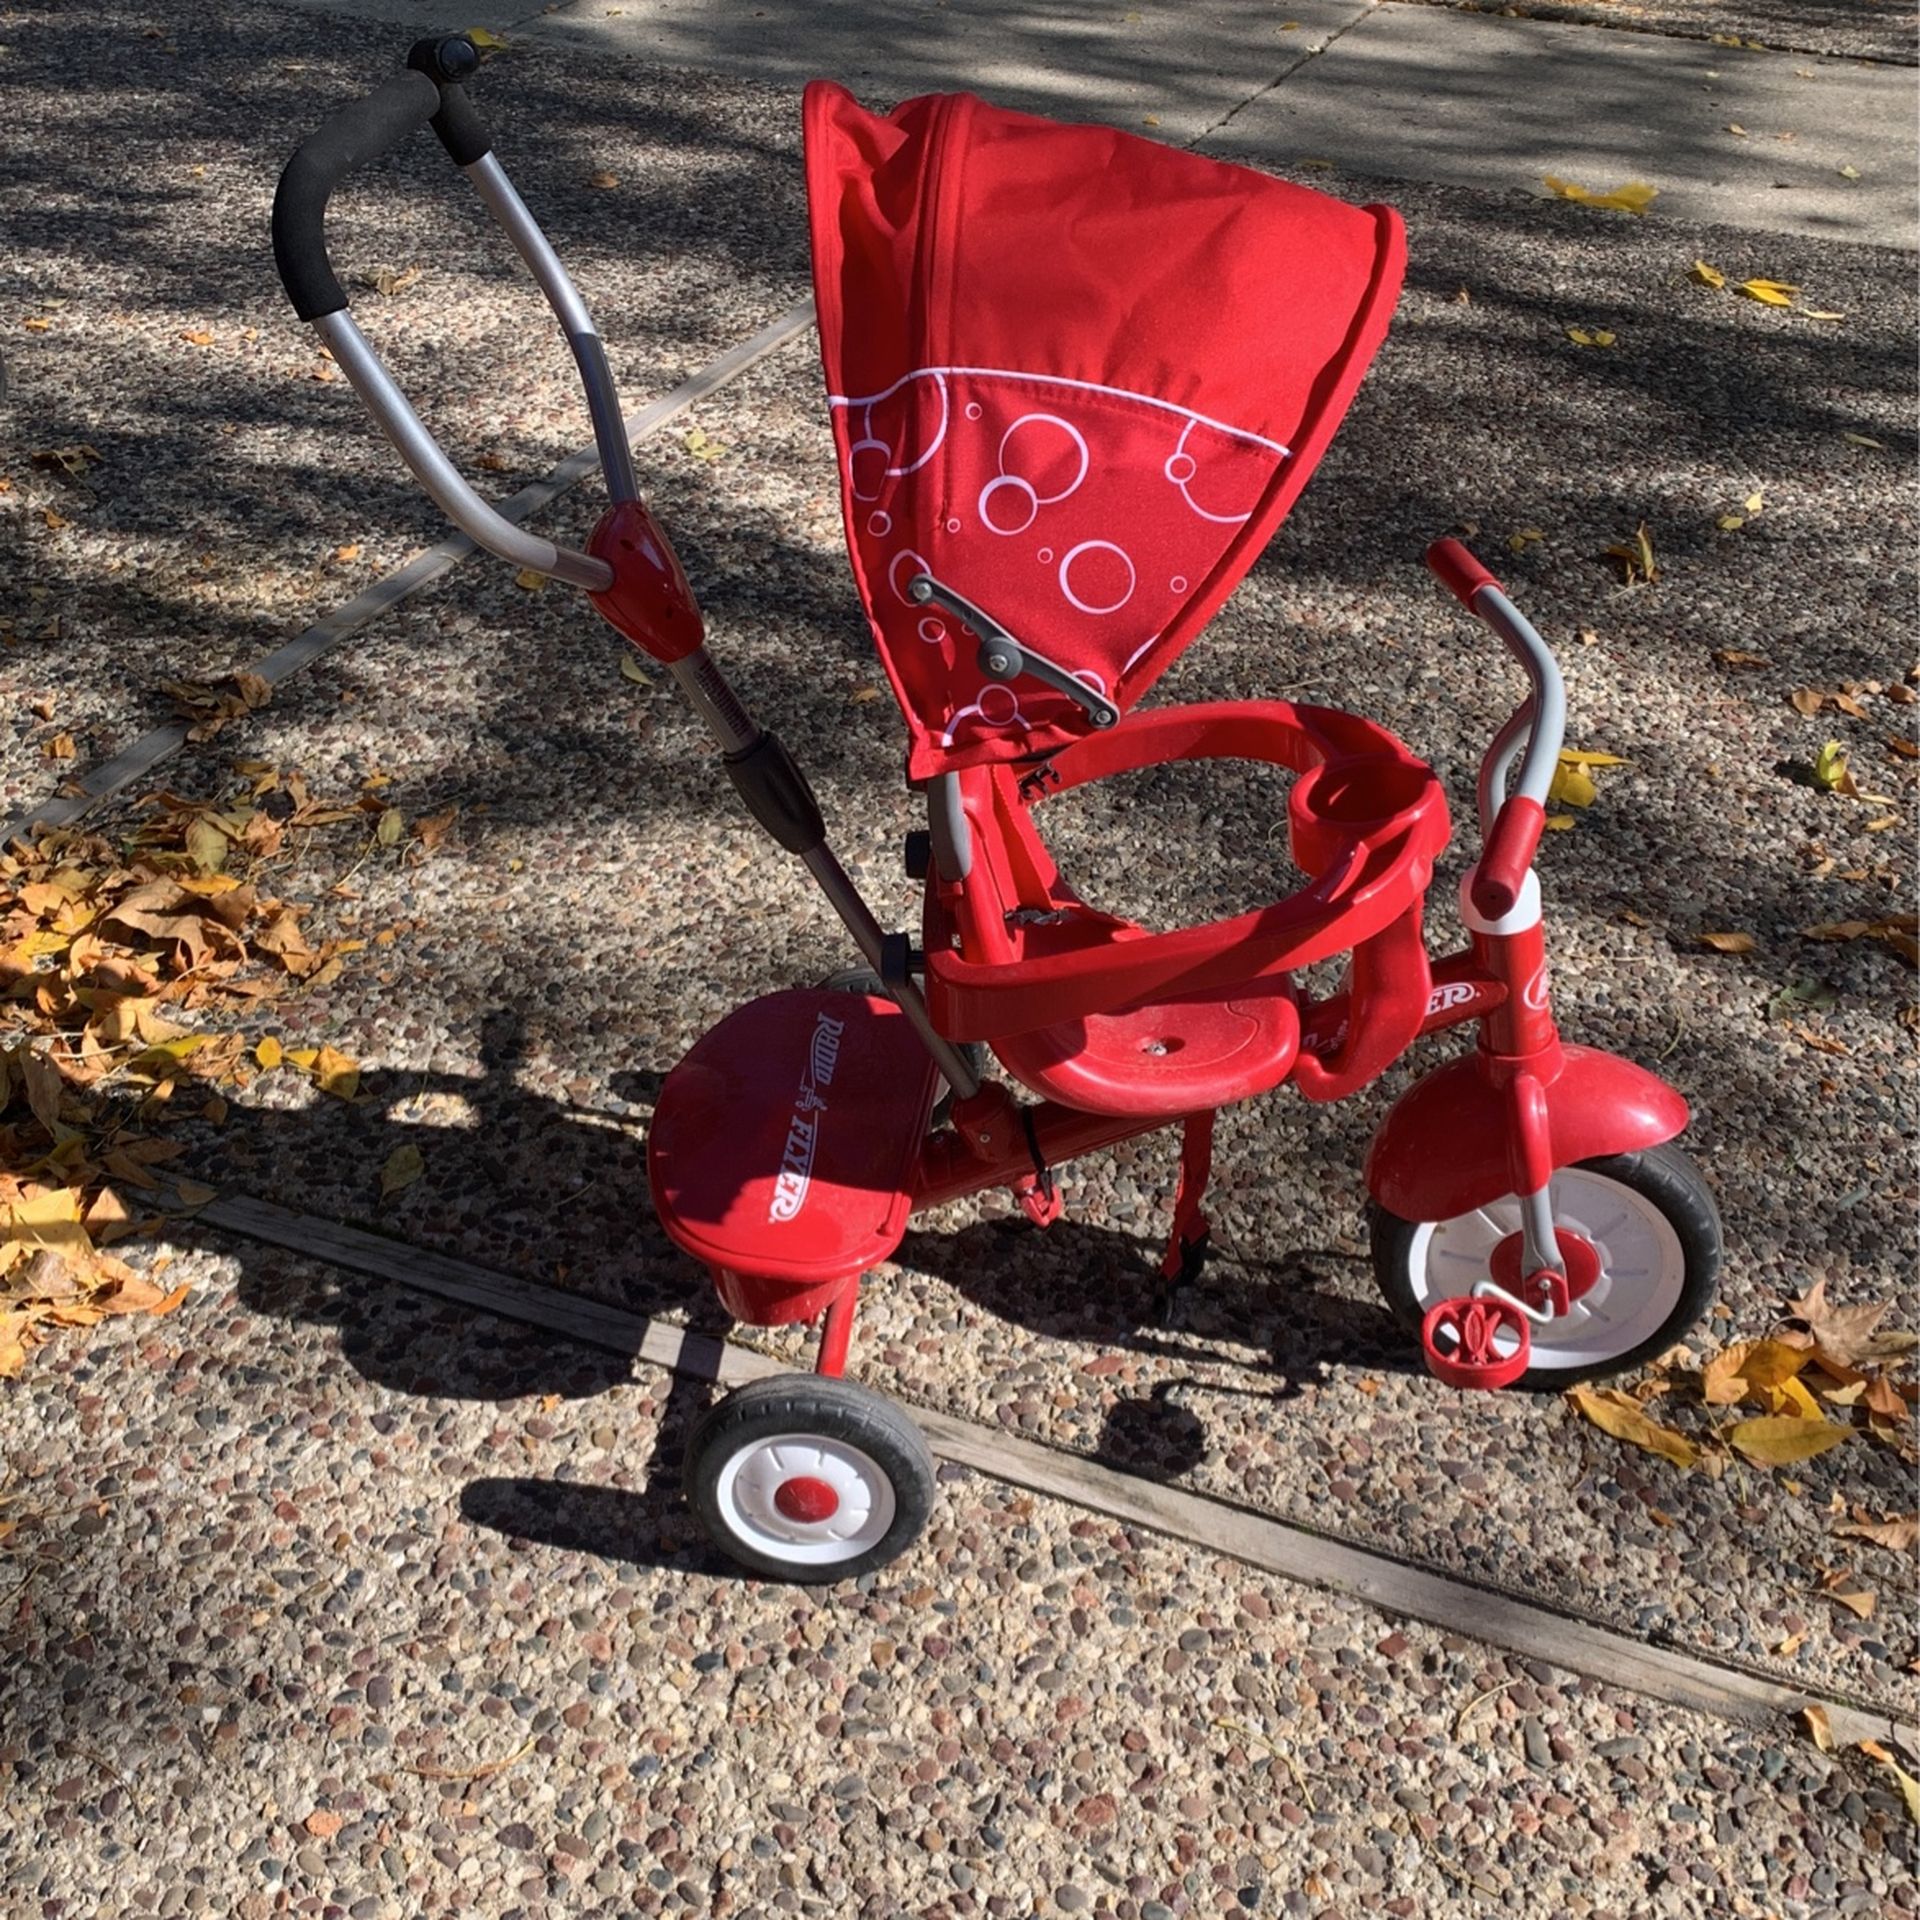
(1841, 432), (1884, 449)
(254, 1035), (283, 1069)
(1689, 260), (1727, 289)
(1836, 1512), (1917, 1553)
(1717, 514), (1745, 532)
(1728, 1414), (1849, 1467)
(1802, 1704), (1835, 1753)
(375, 808), (405, 849)
(1567, 1384), (1697, 1467)
(380, 1143), (425, 1196)
(311, 1046), (360, 1101)
(1790, 688), (1825, 716)
(1856, 1740), (1920, 1827)
(1837, 164), (1861, 181)
(181, 328), (214, 347)
(1506, 526), (1545, 555)
(1735, 278), (1799, 307)
(1699, 931), (1756, 954)
(1713, 649), (1770, 668)
(682, 426), (726, 462)
(1542, 176), (1658, 215)
(1825, 1579), (1875, 1620)
(1784, 1278), (1919, 1368)
(1604, 522), (1659, 586)
(413, 808), (457, 851)
(1566, 326), (1617, 348)
(1701, 1338), (1811, 1404)
(1811, 740), (1856, 795)
(587, 169), (619, 189)
(513, 568), (547, 591)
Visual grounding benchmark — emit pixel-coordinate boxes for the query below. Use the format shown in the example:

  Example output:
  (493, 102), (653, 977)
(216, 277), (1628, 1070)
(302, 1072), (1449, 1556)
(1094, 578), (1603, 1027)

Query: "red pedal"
(1421, 1295), (1530, 1390)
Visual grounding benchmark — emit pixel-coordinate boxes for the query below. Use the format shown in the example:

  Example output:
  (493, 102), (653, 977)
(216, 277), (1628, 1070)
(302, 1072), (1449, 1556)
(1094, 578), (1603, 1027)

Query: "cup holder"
(1289, 755), (1439, 872)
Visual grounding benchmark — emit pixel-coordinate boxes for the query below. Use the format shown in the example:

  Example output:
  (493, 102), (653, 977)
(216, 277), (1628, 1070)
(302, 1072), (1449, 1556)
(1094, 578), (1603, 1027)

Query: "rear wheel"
(685, 1375), (936, 1582)
(1369, 1144), (1721, 1388)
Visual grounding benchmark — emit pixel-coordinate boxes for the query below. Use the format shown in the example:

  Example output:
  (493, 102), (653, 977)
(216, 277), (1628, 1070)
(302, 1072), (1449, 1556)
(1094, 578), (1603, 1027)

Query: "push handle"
(271, 39), (494, 323)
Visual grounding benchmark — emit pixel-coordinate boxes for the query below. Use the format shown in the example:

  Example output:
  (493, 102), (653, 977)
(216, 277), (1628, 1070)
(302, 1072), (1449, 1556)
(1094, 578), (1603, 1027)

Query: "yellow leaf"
(1543, 813), (1576, 832)
(682, 426), (726, 462)
(465, 26), (509, 48)
(1716, 514), (1745, 532)
(172, 1179), (217, 1208)
(44, 732), (75, 759)
(1857, 1741), (1920, 1825)
(1743, 490), (1765, 513)
(285, 1047), (319, 1070)
(1727, 1415), (1850, 1466)
(1566, 326), (1617, 348)
(1566, 1384), (1698, 1467)
(380, 1143), (425, 1196)
(181, 328), (214, 347)
(1836, 1512), (1918, 1552)
(1547, 760), (1597, 810)
(513, 568), (547, 591)
(1506, 527), (1545, 555)
(1557, 750), (1629, 767)
(1837, 164), (1861, 181)
(1734, 278), (1798, 307)
(1699, 931), (1756, 954)
(185, 815), (229, 875)
(1827, 1582), (1875, 1620)
(1689, 260), (1727, 289)
(1542, 176), (1658, 215)
(1842, 432), (1884, 449)
(376, 808), (405, 848)
(1802, 1704), (1835, 1753)
(1760, 1375), (1823, 1420)
(1811, 740), (1852, 793)
(3, 1188), (91, 1260)
(618, 652), (649, 684)
(1604, 521), (1659, 585)
(312, 1046), (360, 1101)
(254, 1035), (283, 1069)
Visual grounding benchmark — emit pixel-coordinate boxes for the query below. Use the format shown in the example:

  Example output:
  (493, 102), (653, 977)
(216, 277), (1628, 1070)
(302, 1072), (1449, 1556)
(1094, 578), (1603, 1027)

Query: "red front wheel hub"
(1421, 1295), (1532, 1390)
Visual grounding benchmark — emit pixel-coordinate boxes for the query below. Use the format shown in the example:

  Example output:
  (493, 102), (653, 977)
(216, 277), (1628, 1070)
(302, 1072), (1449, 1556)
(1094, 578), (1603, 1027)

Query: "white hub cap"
(1405, 1167), (1687, 1370)
(712, 1431), (898, 1568)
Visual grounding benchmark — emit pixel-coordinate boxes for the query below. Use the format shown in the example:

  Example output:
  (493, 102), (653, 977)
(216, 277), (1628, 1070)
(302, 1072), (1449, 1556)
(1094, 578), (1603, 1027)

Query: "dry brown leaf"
(1802, 1704), (1835, 1752)
(1699, 931), (1756, 954)
(1566, 1384), (1697, 1467)
(1784, 1278), (1919, 1368)
(1836, 1512), (1917, 1553)
(1857, 1740), (1920, 1824)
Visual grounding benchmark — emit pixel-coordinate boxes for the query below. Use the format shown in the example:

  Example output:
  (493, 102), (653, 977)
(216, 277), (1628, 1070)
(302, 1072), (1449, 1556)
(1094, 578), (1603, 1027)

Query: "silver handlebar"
(1470, 586), (1566, 836)
(309, 153), (635, 592)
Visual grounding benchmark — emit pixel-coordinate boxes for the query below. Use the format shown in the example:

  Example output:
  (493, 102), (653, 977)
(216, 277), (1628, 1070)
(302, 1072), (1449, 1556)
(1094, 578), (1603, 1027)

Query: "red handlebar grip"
(1426, 538), (1501, 610)
(1471, 797), (1546, 921)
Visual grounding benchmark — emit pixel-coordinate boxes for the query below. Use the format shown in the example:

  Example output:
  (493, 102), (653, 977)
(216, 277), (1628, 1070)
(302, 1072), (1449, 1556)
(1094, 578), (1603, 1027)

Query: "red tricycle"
(274, 41), (1722, 1581)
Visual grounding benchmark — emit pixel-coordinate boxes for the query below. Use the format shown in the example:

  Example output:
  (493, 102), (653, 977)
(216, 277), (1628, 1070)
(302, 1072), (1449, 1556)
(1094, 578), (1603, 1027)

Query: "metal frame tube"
(464, 153), (638, 505)
(314, 311), (612, 590)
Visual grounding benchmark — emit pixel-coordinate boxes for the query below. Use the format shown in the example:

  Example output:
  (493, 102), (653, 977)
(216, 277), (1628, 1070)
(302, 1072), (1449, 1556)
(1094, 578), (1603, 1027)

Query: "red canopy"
(804, 83), (1406, 780)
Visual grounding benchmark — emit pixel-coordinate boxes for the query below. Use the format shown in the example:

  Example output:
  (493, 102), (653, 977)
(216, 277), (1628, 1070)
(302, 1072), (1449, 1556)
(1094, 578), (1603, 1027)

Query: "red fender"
(1365, 1044), (1689, 1223)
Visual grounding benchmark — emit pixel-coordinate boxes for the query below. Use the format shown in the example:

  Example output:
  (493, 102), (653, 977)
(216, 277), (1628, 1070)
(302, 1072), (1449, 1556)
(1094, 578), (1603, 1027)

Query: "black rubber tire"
(1368, 1142), (1723, 1390)
(684, 1375), (936, 1584)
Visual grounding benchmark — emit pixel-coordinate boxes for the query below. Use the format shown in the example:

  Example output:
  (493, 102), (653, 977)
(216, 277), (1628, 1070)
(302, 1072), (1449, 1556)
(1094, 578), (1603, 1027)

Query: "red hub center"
(772, 1475), (840, 1524)
(1489, 1229), (1601, 1315)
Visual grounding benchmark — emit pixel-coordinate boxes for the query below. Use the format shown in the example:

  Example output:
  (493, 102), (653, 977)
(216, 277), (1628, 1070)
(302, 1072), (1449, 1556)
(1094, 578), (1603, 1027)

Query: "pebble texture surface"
(2, 0), (1915, 1911)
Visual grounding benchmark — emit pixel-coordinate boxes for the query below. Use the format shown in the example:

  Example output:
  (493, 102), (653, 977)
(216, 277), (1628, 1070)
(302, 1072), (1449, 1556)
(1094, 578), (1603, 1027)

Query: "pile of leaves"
(1569, 1280), (1917, 1622)
(1, 775), (393, 1375)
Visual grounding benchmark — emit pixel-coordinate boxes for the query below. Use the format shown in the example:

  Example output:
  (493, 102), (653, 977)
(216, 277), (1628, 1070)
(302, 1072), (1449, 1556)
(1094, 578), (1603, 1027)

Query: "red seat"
(648, 990), (940, 1325)
(921, 701), (1448, 1117)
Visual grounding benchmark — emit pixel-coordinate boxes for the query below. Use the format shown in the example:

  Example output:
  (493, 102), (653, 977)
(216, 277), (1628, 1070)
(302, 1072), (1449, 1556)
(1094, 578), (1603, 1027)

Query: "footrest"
(648, 990), (940, 1325)
(1421, 1294), (1531, 1390)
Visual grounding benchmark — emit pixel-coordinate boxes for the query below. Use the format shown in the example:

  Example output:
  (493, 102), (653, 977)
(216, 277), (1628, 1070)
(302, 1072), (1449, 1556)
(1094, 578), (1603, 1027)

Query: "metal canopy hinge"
(907, 574), (1120, 730)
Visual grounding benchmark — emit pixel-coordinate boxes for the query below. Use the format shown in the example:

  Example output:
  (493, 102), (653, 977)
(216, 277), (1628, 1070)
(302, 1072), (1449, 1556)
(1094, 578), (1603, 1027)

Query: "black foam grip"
(429, 85), (493, 167)
(271, 68), (441, 321)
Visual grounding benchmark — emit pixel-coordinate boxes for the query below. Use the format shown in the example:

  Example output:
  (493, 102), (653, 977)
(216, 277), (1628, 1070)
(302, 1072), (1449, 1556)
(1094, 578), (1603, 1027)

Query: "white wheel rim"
(1405, 1168), (1687, 1370)
(712, 1431), (898, 1568)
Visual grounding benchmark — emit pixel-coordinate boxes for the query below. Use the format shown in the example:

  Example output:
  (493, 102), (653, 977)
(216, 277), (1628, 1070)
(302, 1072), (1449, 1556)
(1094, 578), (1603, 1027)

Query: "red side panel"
(805, 82), (1405, 779)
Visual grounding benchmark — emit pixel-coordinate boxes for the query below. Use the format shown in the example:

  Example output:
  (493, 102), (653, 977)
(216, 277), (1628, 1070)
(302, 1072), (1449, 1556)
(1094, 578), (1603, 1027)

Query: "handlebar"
(1423, 539), (1567, 922)
(271, 39), (490, 323)
(270, 38), (632, 591)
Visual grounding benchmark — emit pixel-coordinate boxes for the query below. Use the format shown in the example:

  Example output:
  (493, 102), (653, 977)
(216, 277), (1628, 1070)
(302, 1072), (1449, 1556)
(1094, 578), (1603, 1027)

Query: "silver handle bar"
(1470, 586), (1567, 839)
(310, 151), (631, 593)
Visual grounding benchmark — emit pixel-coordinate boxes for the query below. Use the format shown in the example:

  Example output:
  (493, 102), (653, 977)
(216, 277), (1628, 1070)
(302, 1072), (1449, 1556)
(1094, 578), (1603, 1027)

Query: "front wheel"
(1369, 1143), (1722, 1388)
(685, 1375), (936, 1582)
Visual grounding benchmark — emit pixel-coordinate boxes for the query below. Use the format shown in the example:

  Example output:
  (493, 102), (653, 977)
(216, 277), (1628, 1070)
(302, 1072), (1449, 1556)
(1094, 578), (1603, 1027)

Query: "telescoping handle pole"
(269, 36), (634, 590)
(1425, 539), (1567, 921)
